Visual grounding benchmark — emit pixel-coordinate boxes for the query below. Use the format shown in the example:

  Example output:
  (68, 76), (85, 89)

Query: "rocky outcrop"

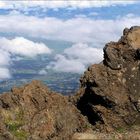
(76, 26), (140, 132)
(0, 81), (89, 140)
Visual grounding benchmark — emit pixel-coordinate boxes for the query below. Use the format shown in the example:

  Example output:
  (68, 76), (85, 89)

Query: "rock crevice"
(76, 26), (140, 131)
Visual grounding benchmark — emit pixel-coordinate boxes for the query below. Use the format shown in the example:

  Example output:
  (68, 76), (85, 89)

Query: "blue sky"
(0, 0), (140, 78)
(0, 1), (140, 19)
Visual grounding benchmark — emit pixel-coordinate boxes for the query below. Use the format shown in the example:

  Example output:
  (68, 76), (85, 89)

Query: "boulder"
(0, 81), (89, 140)
(76, 26), (140, 132)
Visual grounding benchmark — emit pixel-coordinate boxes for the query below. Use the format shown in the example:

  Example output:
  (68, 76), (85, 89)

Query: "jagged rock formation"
(76, 26), (140, 132)
(0, 81), (89, 140)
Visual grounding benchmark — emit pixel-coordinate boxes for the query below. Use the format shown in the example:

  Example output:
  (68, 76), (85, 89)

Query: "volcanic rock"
(0, 81), (89, 140)
(76, 26), (140, 132)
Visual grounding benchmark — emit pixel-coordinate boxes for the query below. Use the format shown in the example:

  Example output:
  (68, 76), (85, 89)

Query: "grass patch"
(6, 121), (23, 131)
(12, 130), (28, 140)
(2, 108), (29, 140)
(116, 127), (126, 133)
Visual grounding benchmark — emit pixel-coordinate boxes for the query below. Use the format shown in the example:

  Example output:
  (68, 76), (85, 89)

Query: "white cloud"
(0, 13), (140, 47)
(0, 50), (11, 79)
(0, 10), (140, 77)
(47, 43), (103, 74)
(47, 54), (86, 73)
(0, 68), (11, 79)
(0, 1), (8, 9)
(0, 37), (52, 79)
(38, 69), (47, 75)
(0, 1), (137, 9)
(64, 43), (103, 64)
(0, 50), (10, 66)
(0, 37), (51, 57)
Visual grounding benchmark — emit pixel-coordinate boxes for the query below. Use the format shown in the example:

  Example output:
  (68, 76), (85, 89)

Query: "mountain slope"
(76, 26), (140, 132)
(0, 81), (89, 140)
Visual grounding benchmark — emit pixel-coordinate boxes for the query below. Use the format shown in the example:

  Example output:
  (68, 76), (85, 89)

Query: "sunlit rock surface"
(76, 26), (140, 132)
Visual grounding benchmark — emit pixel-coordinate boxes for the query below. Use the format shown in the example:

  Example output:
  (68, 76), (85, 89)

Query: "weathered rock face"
(76, 26), (140, 132)
(0, 81), (89, 140)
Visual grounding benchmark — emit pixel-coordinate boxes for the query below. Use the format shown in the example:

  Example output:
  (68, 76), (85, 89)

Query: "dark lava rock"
(0, 81), (89, 140)
(76, 26), (140, 132)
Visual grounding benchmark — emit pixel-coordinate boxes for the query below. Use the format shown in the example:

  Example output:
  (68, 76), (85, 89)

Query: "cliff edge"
(76, 26), (140, 132)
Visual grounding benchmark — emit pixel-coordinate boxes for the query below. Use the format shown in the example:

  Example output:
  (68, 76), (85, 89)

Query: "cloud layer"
(0, 13), (140, 47)
(0, 1), (137, 9)
(47, 43), (103, 73)
(0, 37), (51, 79)
(0, 68), (11, 79)
(0, 3), (139, 77)
(0, 49), (11, 79)
(0, 37), (51, 57)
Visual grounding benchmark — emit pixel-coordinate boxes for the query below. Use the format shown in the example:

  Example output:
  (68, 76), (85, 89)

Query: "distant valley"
(0, 40), (80, 95)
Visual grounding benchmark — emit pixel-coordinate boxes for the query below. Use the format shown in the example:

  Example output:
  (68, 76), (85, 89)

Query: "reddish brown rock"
(76, 26), (140, 132)
(0, 81), (89, 140)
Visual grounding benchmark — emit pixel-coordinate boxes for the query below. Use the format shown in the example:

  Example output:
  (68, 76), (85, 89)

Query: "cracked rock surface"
(76, 26), (140, 132)
(0, 81), (89, 140)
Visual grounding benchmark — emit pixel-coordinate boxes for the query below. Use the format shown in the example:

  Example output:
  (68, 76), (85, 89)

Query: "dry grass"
(72, 125), (140, 140)
(1, 108), (28, 140)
